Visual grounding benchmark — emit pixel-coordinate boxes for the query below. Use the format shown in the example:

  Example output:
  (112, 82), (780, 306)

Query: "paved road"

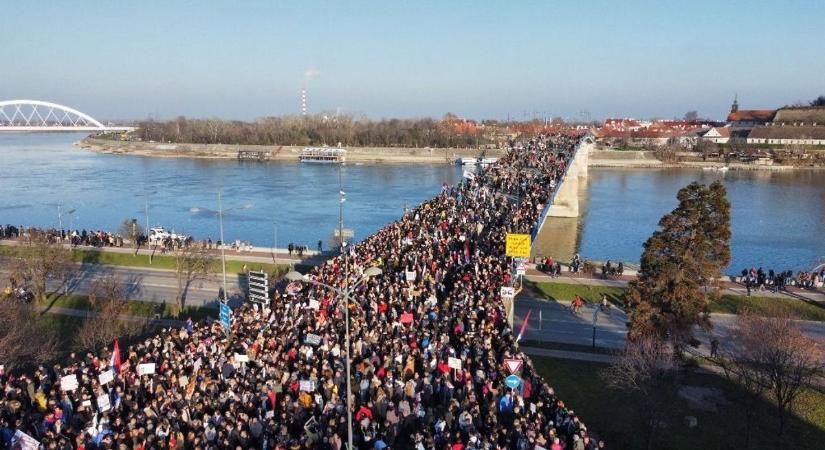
(0, 262), (241, 308)
(513, 296), (825, 356)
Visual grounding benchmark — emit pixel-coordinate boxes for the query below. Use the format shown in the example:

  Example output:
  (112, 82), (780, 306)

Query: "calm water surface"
(0, 133), (461, 248)
(578, 168), (825, 273)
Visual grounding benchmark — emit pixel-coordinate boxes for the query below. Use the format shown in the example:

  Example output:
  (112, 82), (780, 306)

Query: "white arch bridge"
(0, 100), (133, 132)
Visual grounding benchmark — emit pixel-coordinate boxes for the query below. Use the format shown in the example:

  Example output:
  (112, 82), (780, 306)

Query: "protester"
(0, 133), (606, 449)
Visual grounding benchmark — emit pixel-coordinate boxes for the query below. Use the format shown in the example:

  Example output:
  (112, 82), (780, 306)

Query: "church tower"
(730, 94), (739, 113)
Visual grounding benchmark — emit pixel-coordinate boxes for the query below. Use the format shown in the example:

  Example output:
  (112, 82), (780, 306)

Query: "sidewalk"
(525, 269), (825, 304)
(520, 346), (616, 364)
(0, 239), (328, 267)
(39, 304), (186, 327)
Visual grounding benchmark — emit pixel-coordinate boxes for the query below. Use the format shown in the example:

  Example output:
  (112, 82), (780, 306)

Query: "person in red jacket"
(355, 405), (373, 422)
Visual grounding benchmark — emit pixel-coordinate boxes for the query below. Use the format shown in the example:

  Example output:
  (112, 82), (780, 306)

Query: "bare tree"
(119, 217), (144, 255)
(76, 273), (145, 352)
(0, 300), (57, 370)
(714, 308), (825, 438)
(695, 139), (718, 161)
(10, 230), (75, 301)
(172, 244), (214, 311)
(602, 337), (678, 450)
(683, 110), (699, 121)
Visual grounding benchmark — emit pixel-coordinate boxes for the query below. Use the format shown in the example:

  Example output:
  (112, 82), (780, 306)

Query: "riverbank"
(589, 149), (801, 170)
(78, 137), (505, 164)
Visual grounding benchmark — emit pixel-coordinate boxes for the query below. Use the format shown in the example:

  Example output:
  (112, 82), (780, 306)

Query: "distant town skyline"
(2, 1), (823, 122)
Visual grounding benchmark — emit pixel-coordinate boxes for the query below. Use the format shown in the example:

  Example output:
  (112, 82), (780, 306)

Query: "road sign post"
(504, 358), (523, 375)
(247, 270), (270, 305)
(219, 302), (232, 335)
(505, 374), (522, 390)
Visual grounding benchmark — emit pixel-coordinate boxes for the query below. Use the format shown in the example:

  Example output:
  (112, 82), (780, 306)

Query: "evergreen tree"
(626, 181), (731, 349)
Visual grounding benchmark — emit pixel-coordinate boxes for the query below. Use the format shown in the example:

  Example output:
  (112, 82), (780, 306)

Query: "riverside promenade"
(514, 267), (825, 357)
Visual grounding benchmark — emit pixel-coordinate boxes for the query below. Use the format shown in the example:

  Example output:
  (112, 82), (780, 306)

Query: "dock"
(237, 150), (269, 161)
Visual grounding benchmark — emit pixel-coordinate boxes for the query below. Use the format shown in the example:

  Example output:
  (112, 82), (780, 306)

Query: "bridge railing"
(529, 137), (586, 243)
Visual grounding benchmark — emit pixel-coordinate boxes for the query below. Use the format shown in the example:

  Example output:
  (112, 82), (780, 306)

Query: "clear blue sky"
(2, 1), (823, 121)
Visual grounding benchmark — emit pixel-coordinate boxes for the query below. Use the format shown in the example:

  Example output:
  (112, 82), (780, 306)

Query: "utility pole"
(218, 191), (227, 303)
(338, 164), (354, 450)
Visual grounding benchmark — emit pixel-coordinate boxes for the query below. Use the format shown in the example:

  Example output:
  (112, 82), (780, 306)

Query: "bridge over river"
(0, 99), (133, 132)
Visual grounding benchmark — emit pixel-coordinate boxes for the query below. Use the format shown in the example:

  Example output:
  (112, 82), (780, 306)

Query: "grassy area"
(533, 281), (626, 306)
(531, 356), (825, 449)
(0, 244), (289, 276)
(41, 294), (216, 321)
(533, 281), (825, 321)
(39, 314), (87, 347)
(712, 294), (825, 321)
(71, 248), (288, 276)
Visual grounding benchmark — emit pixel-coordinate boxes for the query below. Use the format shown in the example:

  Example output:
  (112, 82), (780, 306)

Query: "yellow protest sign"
(505, 233), (531, 258)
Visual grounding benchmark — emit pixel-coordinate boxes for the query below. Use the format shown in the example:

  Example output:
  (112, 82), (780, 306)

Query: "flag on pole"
(111, 339), (122, 373)
(517, 309), (532, 342)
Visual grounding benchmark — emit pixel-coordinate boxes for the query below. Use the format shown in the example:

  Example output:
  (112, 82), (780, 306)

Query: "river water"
(579, 167), (825, 273)
(0, 133), (462, 250)
(1, 134), (822, 273)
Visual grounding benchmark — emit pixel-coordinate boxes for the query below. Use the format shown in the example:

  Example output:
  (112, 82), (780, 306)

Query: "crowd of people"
(0, 133), (609, 450)
(0, 226), (126, 248)
(739, 266), (825, 294)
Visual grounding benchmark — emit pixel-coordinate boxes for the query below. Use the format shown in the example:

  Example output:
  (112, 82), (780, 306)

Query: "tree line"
(132, 114), (491, 148)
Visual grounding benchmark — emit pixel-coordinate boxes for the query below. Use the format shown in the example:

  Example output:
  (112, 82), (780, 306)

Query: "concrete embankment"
(589, 149), (798, 171)
(78, 138), (505, 164)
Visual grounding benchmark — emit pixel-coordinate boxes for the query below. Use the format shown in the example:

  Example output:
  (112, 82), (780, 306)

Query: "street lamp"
(207, 192), (253, 303)
(284, 265), (382, 450)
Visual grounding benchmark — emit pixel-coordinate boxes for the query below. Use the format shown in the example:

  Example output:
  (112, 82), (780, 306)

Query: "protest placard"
(11, 430), (39, 450)
(98, 369), (115, 385)
(299, 380), (316, 392)
(137, 363), (156, 376)
(304, 333), (322, 346)
(97, 394), (111, 413)
(61, 374), (79, 391)
(235, 354), (250, 363)
(448, 357), (462, 370)
(400, 312), (414, 324)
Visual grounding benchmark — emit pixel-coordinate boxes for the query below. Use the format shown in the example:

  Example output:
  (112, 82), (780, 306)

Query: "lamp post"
(191, 195), (253, 303)
(285, 266), (383, 450)
(57, 205), (76, 242)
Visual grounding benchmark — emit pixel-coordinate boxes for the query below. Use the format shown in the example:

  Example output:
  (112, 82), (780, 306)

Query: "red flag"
(517, 309), (532, 342)
(111, 339), (122, 373)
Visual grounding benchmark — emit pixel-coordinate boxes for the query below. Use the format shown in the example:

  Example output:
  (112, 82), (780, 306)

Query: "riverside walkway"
(514, 268), (825, 356)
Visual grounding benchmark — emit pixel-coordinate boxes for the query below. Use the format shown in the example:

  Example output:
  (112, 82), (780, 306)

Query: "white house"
(701, 127), (732, 144)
